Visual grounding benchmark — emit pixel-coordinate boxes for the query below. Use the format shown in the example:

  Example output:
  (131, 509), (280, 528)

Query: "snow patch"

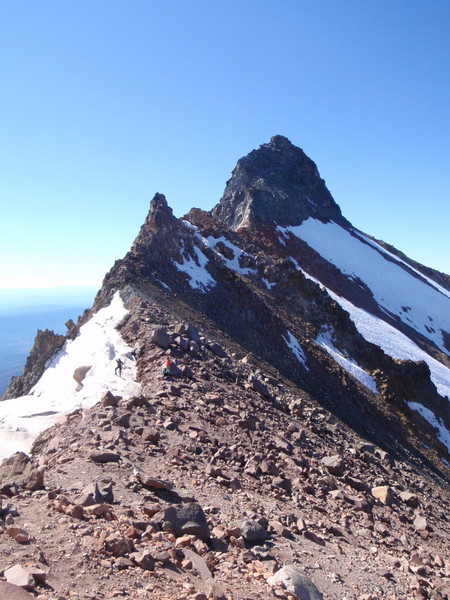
(0, 293), (141, 462)
(408, 402), (450, 453)
(262, 278), (277, 290)
(328, 292), (450, 401)
(156, 279), (171, 290)
(283, 330), (308, 369)
(354, 231), (450, 300)
(315, 328), (379, 393)
(204, 236), (257, 277)
(173, 243), (216, 292)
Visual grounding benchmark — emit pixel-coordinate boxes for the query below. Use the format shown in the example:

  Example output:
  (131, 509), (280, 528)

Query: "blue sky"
(1, 0), (449, 290)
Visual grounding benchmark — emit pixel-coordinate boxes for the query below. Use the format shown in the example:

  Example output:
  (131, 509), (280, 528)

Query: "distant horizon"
(0, 284), (99, 292)
(0, 285), (98, 311)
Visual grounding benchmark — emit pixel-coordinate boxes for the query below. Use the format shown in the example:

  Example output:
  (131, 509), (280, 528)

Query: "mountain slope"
(1, 135), (450, 600)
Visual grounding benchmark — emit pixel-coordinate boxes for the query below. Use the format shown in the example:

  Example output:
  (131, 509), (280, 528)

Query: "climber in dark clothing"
(115, 358), (124, 376)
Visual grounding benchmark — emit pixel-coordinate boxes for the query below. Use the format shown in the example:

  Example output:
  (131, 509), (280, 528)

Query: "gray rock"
(399, 491), (420, 508)
(73, 365), (91, 385)
(237, 518), (267, 543)
(89, 450), (120, 463)
(101, 390), (119, 407)
(413, 515), (429, 531)
(2, 329), (66, 399)
(160, 503), (210, 541)
(0, 581), (35, 599)
(322, 454), (345, 476)
(80, 481), (114, 504)
(131, 550), (155, 570)
(187, 323), (201, 342)
(4, 565), (36, 590)
(150, 327), (172, 349)
(0, 452), (44, 493)
(268, 565), (323, 599)
(209, 341), (227, 358)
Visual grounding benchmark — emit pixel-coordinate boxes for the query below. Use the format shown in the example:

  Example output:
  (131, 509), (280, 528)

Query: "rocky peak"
(130, 193), (179, 255)
(211, 135), (348, 230)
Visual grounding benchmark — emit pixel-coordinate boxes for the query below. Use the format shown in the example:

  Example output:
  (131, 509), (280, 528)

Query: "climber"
(162, 357), (171, 380)
(115, 357), (124, 376)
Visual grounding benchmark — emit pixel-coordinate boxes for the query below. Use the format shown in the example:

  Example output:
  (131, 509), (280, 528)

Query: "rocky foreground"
(1, 303), (450, 600)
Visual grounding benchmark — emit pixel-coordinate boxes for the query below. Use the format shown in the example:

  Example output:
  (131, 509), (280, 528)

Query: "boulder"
(371, 485), (394, 506)
(159, 503), (210, 541)
(4, 565), (36, 590)
(73, 365), (91, 385)
(7, 527), (32, 544)
(131, 550), (155, 570)
(322, 454), (345, 476)
(79, 481), (114, 504)
(236, 518), (267, 543)
(209, 341), (227, 358)
(89, 450), (120, 463)
(150, 327), (172, 349)
(0, 581), (36, 599)
(413, 515), (429, 531)
(399, 491), (420, 508)
(187, 323), (201, 342)
(268, 565), (323, 599)
(0, 452), (44, 493)
(101, 390), (119, 407)
(134, 470), (173, 490)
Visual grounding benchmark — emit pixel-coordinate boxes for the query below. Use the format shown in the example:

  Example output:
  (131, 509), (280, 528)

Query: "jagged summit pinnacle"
(211, 135), (348, 230)
(130, 192), (179, 256)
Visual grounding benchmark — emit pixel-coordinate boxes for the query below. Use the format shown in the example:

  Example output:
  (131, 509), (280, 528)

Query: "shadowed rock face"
(211, 135), (348, 229)
(2, 329), (65, 400)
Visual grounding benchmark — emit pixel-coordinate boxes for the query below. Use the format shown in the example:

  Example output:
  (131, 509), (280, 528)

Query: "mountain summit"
(2, 137), (450, 600)
(211, 135), (348, 229)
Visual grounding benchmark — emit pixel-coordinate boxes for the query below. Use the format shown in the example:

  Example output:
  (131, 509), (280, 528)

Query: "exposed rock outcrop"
(2, 329), (65, 399)
(211, 135), (349, 229)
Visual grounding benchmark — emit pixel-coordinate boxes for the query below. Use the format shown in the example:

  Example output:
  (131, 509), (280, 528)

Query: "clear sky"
(1, 0), (449, 290)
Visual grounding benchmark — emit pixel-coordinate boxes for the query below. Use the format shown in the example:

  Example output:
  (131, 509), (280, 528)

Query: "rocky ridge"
(1, 135), (450, 599)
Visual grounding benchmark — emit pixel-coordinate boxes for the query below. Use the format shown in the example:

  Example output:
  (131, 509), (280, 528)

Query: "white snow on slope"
(279, 219), (450, 355)
(330, 289), (450, 454)
(354, 231), (450, 300)
(287, 253), (450, 447)
(315, 328), (379, 393)
(173, 242), (216, 292)
(262, 278), (277, 290)
(282, 330), (308, 368)
(408, 402), (450, 453)
(204, 235), (257, 277)
(179, 222), (256, 288)
(0, 293), (140, 462)
(329, 292), (450, 401)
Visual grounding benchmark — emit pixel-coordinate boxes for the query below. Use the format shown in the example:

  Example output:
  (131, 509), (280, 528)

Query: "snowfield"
(278, 219), (450, 355)
(0, 293), (140, 462)
(285, 243), (450, 453)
